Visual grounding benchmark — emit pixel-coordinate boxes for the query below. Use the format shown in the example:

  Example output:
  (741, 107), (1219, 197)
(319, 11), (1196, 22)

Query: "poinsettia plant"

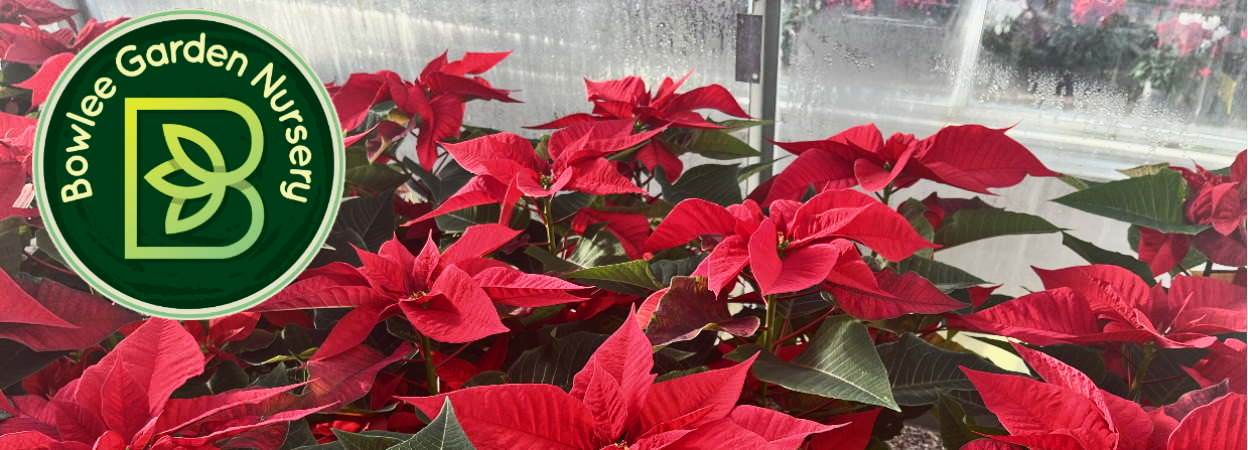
(1, 3), (1245, 450)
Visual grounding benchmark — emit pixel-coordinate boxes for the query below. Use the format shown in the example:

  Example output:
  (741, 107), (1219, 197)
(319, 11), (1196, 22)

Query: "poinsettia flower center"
(777, 232), (791, 253)
(539, 174), (553, 189)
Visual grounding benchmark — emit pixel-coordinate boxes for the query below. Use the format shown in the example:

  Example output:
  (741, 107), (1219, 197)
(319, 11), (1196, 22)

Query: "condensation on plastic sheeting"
(80, 0), (751, 133)
(775, 2), (1243, 177)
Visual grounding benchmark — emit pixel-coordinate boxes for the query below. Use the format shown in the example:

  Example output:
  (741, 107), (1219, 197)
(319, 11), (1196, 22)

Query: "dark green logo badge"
(34, 11), (344, 319)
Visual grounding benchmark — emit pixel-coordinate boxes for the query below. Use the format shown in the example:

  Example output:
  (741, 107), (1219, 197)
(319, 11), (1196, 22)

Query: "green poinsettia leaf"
(936, 394), (978, 450)
(0, 339), (64, 389)
(313, 189), (395, 266)
(506, 331), (606, 389)
(749, 316), (899, 410)
(877, 334), (1000, 406)
(684, 129), (759, 160)
(1053, 171), (1206, 234)
(896, 257), (987, 291)
(1057, 174), (1101, 191)
(1060, 232), (1154, 283)
(294, 429), (410, 450)
(345, 149), (409, 196)
(390, 399), (476, 450)
(934, 207), (1062, 249)
(566, 260), (660, 295)
(658, 163), (743, 206)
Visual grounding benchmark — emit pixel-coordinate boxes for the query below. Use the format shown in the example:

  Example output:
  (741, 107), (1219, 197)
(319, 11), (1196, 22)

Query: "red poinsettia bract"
(951, 264), (1246, 349)
(400, 311), (837, 449)
(763, 123), (1057, 204)
(963, 343), (1245, 450)
(413, 119), (666, 225)
(330, 51), (518, 169)
(8, 18), (127, 107)
(0, 319), (324, 450)
(1137, 150), (1246, 274)
(0, 268), (136, 352)
(259, 224), (587, 361)
(0, 0), (75, 25)
(182, 312), (261, 363)
(644, 188), (962, 319)
(529, 74), (749, 180)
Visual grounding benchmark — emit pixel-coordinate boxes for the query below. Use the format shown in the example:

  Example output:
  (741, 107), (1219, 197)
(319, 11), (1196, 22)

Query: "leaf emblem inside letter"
(144, 123), (259, 235)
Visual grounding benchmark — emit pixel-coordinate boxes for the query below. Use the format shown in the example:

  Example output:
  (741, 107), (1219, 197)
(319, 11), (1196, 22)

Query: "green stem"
(419, 335), (440, 394)
(1202, 260), (1214, 277)
(1128, 343), (1157, 401)
(756, 295), (780, 405)
(875, 185), (895, 206)
(761, 295), (779, 351)
(542, 198), (557, 255)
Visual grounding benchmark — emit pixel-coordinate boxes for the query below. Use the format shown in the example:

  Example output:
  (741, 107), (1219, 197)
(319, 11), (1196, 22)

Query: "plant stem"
(1128, 343), (1157, 401)
(776, 307), (834, 344)
(541, 198), (557, 255)
(418, 334), (440, 394)
(756, 295), (780, 405)
(875, 185), (895, 206)
(1202, 260), (1214, 277)
(761, 295), (779, 351)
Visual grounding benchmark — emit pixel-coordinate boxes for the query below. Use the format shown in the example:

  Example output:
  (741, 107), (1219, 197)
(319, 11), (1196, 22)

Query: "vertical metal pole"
(758, 0), (781, 179)
(948, 0), (987, 114)
(745, 4), (766, 191)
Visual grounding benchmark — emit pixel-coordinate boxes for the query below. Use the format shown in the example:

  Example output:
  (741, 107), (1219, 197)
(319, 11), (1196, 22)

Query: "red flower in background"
(529, 73), (749, 181)
(259, 224), (586, 361)
(1167, 0), (1220, 9)
(0, 320), (325, 450)
(964, 343), (1246, 450)
(763, 124), (1056, 204)
(1155, 16), (1213, 57)
(413, 119), (665, 225)
(330, 51), (518, 169)
(1071, 0), (1125, 25)
(400, 311), (836, 450)
(826, 0), (876, 13)
(952, 265), (1246, 348)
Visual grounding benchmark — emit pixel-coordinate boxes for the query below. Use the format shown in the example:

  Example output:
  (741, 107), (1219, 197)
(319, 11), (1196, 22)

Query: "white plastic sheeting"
(81, 0), (751, 133)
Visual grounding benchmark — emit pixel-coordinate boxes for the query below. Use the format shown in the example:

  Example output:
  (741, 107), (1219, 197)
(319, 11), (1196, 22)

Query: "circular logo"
(33, 11), (344, 319)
